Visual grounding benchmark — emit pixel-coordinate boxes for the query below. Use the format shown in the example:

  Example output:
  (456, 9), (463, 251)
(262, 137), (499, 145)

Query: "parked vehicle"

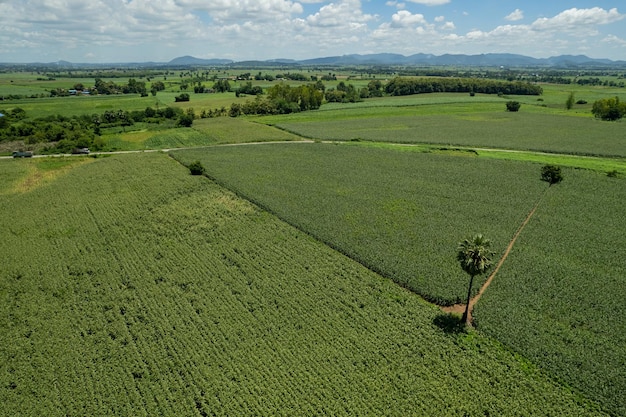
(12, 151), (33, 158)
(72, 147), (90, 155)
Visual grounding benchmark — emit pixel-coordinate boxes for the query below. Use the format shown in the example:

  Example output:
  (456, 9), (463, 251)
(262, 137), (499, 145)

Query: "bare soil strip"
(442, 188), (548, 323)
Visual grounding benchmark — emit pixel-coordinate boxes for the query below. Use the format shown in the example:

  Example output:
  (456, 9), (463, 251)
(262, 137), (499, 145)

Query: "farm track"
(441, 187), (549, 323)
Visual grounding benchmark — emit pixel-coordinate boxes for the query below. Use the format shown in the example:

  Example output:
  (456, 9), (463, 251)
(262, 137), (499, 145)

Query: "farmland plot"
(172, 143), (547, 305)
(173, 144), (626, 415)
(473, 168), (626, 417)
(262, 105), (626, 157)
(0, 153), (606, 416)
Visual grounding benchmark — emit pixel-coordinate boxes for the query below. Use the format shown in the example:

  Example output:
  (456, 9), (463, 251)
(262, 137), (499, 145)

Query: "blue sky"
(0, 0), (624, 63)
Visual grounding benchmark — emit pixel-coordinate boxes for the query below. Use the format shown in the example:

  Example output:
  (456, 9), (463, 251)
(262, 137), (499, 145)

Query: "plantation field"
(0, 153), (605, 416)
(262, 106), (626, 157)
(99, 118), (302, 151)
(172, 143), (626, 415)
(173, 143), (547, 305)
(474, 167), (626, 416)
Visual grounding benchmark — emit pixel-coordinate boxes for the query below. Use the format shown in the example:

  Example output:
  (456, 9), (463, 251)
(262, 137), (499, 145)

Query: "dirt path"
(442, 188), (548, 323)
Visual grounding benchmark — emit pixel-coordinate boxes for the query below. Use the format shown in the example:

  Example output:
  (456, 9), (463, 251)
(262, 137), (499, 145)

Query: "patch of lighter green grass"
(331, 140), (626, 175)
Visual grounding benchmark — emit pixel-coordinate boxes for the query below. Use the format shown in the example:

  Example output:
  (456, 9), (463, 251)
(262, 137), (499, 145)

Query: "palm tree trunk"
(462, 274), (475, 325)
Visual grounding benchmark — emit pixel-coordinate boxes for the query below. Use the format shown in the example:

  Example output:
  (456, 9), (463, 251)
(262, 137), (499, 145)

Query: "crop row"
(173, 144), (625, 415)
(173, 143), (546, 305)
(268, 106), (626, 157)
(474, 167), (626, 417)
(0, 153), (605, 415)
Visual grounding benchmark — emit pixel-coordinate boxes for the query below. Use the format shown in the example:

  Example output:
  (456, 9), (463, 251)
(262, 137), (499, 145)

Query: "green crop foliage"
(473, 168), (626, 417)
(173, 143), (548, 305)
(172, 144), (626, 415)
(0, 153), (605, 416)
(267, 109), (626, 157)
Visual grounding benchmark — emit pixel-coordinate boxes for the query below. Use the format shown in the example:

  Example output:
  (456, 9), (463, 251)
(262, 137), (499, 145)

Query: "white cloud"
(389, 10), (427, 28)
(405, 0), (450, 5)
(386, 1), (406, 9)
(505, 9), (524, 22)
(602, 34), (626, 46)
(175, 0), (303, 22)
(532, 7), (624, 32)
(0, 2), (625, 62)
(440, 21), (455, 30)
(306, 0), (375, 28)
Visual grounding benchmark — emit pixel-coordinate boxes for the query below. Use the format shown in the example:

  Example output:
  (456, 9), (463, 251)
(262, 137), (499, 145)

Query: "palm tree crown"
(457, 234), (494, 277)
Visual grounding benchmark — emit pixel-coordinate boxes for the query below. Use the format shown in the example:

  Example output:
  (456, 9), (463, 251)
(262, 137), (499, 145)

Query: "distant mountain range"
(3, 53), (626, 68)
(295, 53), (625, 67)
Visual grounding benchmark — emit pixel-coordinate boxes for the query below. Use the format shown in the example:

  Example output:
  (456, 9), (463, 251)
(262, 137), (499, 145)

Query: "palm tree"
(457, 234), (494, 325)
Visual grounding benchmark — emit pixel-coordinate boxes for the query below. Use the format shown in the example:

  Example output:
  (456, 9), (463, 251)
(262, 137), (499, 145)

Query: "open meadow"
(1, 68), (626, 415)
(0, 153), (607, 416)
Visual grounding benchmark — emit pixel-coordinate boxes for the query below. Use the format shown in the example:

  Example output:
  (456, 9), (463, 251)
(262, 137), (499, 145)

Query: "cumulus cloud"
(532, 7), (624, 31)
(405, 0), (450, 5)
(602, 34), (626, 46)
(0, 2), (625, 62)
(306, 0), (375, 27)
(388, 10), (427, 28)
(505, 9), (524, 22)
(175, 0), (303, 22)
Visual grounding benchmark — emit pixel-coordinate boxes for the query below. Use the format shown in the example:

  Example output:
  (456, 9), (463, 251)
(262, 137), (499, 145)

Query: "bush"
(175, 93), (190, 102)
(188, 161), (205, 175)
(540, 165), (563, 185)
(177, 113), (194, 127)
(505, 101), (521, 112)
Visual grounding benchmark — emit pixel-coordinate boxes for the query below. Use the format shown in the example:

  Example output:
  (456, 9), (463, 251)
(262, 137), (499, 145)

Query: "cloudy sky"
(0, 0), (625, 63)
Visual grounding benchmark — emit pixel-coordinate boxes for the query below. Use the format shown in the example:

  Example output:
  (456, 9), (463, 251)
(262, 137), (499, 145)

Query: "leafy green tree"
(151, 81), (165, 92)
(188, 161), (205, 175)
(505, 101), (521, 112)
(457, 234), (494, 325)
(541, 165), (563, 185)
(591, 96), (626, 121)
(175, 93), (190, 102)
(229, 103), (242, 117)
(177, 113), (194, 127)
(213, 79), (231, 93)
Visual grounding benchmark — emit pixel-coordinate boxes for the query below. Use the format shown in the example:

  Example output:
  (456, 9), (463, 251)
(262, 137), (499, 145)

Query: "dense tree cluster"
(93, 78), (147, 95)
(212, 79), (231, 93)
(230, 82), (324, 116)
(236, 82), (264, 96)
(275, 73), (309, 81)
(324, 81), (362, 103)
(591, 96), (626, 121)
(384, 77), (543, 96)
(0, 105), (189, 153)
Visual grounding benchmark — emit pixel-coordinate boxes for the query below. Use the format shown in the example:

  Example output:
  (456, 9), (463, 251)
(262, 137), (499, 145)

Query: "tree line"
(384, 77), (543, 96)
(0, 105), (192, 153)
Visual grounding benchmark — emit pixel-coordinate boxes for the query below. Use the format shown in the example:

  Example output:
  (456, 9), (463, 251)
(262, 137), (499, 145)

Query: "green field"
(0, 154), (606, 416)
(260, 104), (626, 157)
(173, 143), (547, 305)
(474, 167), (626, 416)
(172, 143), (626, 416)
(2, 69), (626, 415)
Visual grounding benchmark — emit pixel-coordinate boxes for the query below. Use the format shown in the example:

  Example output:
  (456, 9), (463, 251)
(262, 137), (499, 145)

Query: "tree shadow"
(433, 312), (467, 334)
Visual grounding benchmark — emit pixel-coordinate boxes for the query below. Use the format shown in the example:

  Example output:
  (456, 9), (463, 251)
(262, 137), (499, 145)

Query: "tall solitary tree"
(457, 234), (494, 326)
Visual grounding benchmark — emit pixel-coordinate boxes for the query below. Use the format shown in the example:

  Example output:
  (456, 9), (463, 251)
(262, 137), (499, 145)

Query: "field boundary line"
(442, 187), (549, 322)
